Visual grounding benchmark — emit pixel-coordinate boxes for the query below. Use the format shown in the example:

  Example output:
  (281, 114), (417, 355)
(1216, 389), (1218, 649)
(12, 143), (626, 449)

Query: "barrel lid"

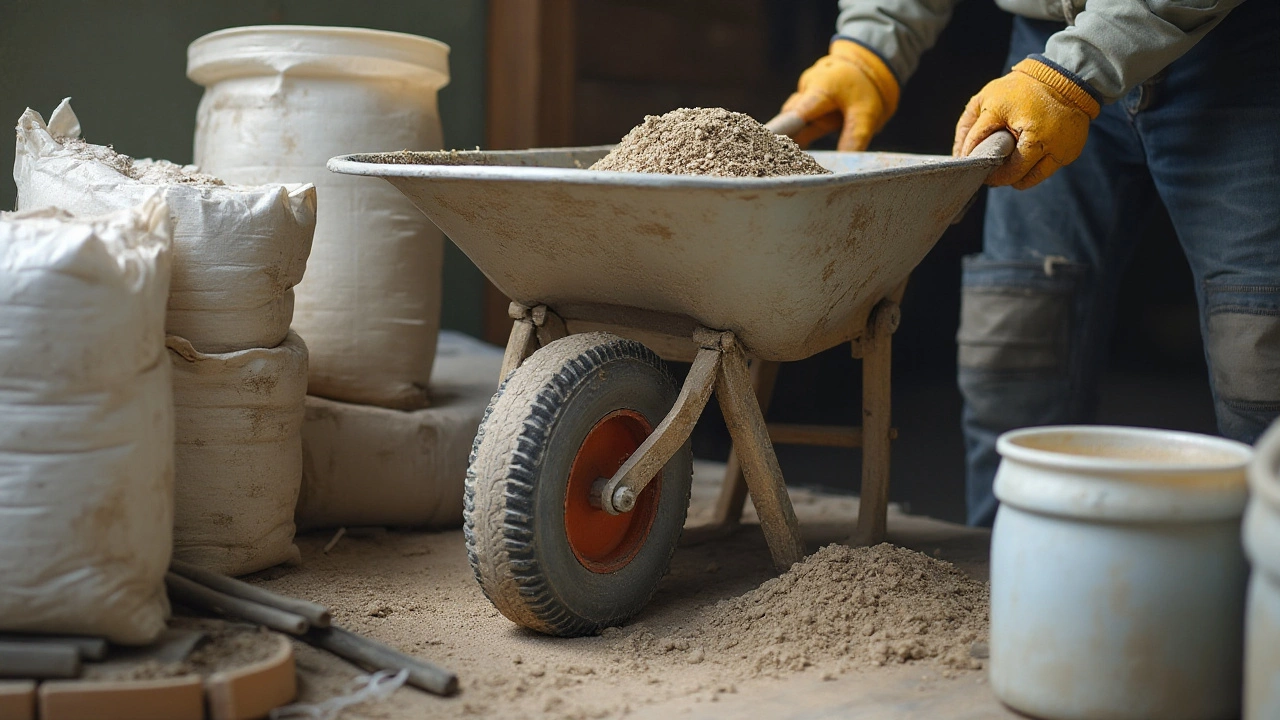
(188, 25), (449, 88)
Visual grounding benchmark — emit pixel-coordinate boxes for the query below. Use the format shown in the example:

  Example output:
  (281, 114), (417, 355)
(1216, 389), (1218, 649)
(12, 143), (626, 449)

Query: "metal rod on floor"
(303, 626), (458, 697)
(165, 573), (309, 636)
(169, 559), (331, 629)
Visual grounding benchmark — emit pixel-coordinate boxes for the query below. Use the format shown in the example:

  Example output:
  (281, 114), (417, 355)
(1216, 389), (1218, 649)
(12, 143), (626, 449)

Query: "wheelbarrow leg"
(712, 336), (806, 570)
(712, 359), (781, 526)
(851, 298), (900, 546)
(499, 302), (566, 381)
(594, 329), (802, 570)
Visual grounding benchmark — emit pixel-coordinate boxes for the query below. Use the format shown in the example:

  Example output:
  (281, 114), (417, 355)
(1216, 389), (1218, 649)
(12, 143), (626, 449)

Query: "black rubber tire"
(464, 332), (693, 637)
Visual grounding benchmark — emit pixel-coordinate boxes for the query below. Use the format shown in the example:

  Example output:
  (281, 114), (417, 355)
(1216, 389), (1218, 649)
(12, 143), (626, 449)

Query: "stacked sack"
(188, 27), (500, 533)
(0, 200), (173, 644)
(15, 100), (317, 575)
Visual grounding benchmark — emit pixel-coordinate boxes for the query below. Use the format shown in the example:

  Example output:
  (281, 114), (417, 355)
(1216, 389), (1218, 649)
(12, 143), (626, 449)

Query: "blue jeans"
(959, 4), (1280, 527)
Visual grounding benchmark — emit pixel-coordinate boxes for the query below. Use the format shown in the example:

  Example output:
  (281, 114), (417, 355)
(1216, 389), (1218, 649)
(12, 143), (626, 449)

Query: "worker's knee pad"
(1205, 283), (1280, 442)
(956, 255), (1087, 376)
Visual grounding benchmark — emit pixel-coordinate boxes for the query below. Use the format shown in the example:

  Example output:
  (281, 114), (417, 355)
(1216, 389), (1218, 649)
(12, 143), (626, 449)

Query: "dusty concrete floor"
(246, 462), (1018, 719)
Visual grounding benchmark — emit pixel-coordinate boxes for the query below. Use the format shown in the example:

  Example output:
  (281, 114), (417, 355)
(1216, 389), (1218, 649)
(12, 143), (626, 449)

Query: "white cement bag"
(0, 200), (173, 645)
(14, 99), (316, 354)
(169, 331), (308, 576)
(189, 27), (450, 409)
(296, 331), (502, 529)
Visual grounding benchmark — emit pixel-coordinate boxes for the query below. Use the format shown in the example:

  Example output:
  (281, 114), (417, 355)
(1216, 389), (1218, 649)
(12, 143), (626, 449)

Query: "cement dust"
(590, 107), (830, 177)
(59, 137), (225, 186)
(82, 618), (280, 681)
(243, 469), (991, 719)
(363, 149), (481, 166)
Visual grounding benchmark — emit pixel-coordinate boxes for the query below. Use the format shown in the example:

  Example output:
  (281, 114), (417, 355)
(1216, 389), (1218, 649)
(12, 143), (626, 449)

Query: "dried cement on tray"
(591, 107), (831, 177)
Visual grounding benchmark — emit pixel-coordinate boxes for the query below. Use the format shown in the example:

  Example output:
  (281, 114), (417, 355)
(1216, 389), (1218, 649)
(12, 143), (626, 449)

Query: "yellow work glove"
(781, 39), (900, 151)
(953, 58), (1100, 190)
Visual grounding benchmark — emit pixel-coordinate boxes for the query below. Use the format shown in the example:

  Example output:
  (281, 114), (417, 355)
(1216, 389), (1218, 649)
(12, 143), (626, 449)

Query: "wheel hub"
(564, 410), (662, 573)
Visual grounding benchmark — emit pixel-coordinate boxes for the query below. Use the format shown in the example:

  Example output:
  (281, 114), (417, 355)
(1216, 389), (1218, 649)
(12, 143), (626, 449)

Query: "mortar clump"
(590, 107), (831, 178)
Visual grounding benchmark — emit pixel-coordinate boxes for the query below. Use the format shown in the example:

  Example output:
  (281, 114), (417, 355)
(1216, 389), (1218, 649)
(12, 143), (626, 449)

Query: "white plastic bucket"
(990, 426), (1252, 720)
(188, 26), (450, 409)
(1245, 421), (1280, 720)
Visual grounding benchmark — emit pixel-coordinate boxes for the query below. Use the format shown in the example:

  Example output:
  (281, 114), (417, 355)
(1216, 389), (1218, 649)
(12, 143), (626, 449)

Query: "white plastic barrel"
(1245, 421), (1280, 720)
(989, 426), (1252, 720)
(188, 26), (450, 409)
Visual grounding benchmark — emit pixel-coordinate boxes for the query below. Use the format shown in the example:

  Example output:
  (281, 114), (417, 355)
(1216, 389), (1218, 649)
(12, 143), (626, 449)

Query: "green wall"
(0, 0), (487, 337)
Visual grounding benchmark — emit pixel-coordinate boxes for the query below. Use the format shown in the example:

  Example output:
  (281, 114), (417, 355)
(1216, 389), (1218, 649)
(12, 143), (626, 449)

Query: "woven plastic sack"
(15, 99), (315, 354)
(0, 199), (174, 644)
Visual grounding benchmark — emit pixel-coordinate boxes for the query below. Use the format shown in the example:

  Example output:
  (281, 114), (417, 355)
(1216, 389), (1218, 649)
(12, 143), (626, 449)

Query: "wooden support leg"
(499, 303), (540, 381)
(712, 360), (781, 526)
(851, 300), (900, 546)
(714, 339), (806, 570)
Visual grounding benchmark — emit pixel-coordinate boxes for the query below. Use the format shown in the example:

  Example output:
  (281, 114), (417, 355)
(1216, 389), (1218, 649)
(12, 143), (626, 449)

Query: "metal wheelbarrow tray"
(329, 135), (1011, 637)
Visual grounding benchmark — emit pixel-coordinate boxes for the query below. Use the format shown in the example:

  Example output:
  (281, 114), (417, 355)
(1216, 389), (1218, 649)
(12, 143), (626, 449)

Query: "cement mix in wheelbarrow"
(590, 107), (830, 178)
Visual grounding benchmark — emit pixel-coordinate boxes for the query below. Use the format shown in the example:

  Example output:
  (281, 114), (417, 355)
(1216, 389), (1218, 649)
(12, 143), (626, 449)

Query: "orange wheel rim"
(564, 409), (662, 574)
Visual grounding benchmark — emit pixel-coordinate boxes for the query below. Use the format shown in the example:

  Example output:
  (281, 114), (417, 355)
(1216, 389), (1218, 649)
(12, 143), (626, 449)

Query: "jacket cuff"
(830, 36), (902, 118)
(1027, 54), (1104, 105)
(832, 34), (902, 86)
(1014, 57), (1102, 119)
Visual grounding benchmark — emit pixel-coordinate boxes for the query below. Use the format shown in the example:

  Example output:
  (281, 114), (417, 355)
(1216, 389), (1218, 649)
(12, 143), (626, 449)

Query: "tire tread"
(464, 332), (690, 636)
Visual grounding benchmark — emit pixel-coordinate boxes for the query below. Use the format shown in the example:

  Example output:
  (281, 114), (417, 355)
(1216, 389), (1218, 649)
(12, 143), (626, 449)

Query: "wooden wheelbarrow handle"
(970, 129), (1017, 163)
(764, 112), (807, 138)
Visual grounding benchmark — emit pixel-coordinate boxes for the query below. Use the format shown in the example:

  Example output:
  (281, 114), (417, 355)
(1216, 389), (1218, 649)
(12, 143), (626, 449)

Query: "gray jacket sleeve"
(1041, 0), (1245, 104)
(835, 0), (961, 83)
(837, 0), (1244, 105)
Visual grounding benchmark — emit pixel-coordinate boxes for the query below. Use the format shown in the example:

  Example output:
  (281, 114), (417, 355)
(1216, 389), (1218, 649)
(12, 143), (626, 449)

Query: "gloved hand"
(953, 58), (1100, 190)
(780, 39), (900, 151)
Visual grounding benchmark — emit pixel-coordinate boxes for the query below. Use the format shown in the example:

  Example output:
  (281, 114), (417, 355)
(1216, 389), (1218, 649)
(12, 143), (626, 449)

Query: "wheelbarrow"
(328, 132), (1013, 637)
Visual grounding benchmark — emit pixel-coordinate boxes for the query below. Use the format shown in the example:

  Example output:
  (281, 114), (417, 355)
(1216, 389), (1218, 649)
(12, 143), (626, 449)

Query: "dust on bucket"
(989, 425), (1251, 720)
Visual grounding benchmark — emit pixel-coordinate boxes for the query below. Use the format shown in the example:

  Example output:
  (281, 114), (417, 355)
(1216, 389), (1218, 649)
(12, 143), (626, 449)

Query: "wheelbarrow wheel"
(465, 332), (692, 637)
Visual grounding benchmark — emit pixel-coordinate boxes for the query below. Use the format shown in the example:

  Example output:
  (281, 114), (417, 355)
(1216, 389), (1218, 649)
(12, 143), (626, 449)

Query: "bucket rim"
(994, 426), (1251, 522)
(997, 425), (1253, 475)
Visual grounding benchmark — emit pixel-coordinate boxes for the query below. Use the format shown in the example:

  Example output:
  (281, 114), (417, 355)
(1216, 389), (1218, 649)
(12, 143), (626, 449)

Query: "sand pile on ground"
(605, 543), (987, 678)
(239, 472), (998, 718)
(590, 107), (830, 178)
(58, 137), (225, 186)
